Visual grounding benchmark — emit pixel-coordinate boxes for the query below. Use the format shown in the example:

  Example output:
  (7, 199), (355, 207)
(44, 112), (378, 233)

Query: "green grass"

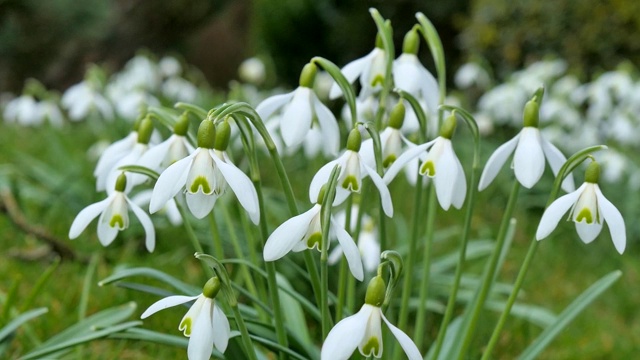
(1, 121), (637, 359)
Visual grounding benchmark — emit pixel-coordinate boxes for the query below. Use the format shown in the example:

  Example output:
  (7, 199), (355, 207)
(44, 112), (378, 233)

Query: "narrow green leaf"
(518, 270), (622, 360)
(0, 308), (48, 343)
(99, 267), (199, 295)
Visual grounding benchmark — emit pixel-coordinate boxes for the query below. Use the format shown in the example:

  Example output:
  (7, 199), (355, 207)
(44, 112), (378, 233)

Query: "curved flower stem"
(175, 201), (214, 278)
(412, 184), (438, 350)
(231, 303), (259, 360)
(480, 145), (607, 359)
(456, 180), (521, 360)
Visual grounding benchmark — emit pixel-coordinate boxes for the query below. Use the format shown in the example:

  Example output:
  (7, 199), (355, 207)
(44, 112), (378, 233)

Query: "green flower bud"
(585, 161), (600, 184)
(389, 101), (405, 129)
(440, 113), (457, 139)
(522, 99), (539, 128)
(202, 276), (222, 299)
(364, 276), (386, 307)
(115, 172), (127, 192)
(197, 120), (216, 149)
(299, 63), (318, 88)
(214, 119), (231, 151)
(402, 28), (420, 55)
(346, 129), (362, 152)
(137, 116), (154, 145)
(174, 113), (190, 136)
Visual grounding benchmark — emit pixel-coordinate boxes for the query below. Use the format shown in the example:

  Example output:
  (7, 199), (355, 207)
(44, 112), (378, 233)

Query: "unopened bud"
(197, 120), (216, 149)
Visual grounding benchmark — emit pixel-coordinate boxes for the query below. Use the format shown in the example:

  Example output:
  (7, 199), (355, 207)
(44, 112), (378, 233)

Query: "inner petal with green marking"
(109, 214), (125, 229)
(342, 175), (360, 191)
(179, 317), (192, 337)
(306, 232), (322, 251)
(420, 160), (436, 177)
(190, 176), (212, 194)
(361, 336), (380, 357)
(575, 207), (594, 224)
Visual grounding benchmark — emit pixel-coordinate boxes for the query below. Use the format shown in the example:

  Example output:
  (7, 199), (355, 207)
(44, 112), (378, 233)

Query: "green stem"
(320, 166), (341, 338)
(176, 201), (214, 278)
(231, 303), (259, 360)
(481, 239), (538, 359)
(456, 180), (521, 360)
(431, 160), (480, 360)
(413, 184), (438, 350)
(239, 205), (270, 321)
(221, 204), (259, 303)
(395, 174), (425, 336)
(335, 196), (354, 321)
(208, 212), (225, 260)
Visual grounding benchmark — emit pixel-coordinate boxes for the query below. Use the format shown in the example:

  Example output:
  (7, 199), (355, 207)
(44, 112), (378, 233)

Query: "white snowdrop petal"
(212, 303), (230, 352)
(381, 312), (423, 360)
(513, 128), (545, 188)
(188, 299), (215, 360)
(312, 94), (340, 156)
(127, 198), (156, 252)
(332, 218), (364, 281)
(186, 192), (217, 219)
(256, 92), (294, 120)
(281, 88), (313, 148)
(433, 141), (459, 211)
(309, 158), (341, 203)
(540, 137), (575, 192)
(595, 186), (626, 254)
(382, 142), (432, 185)
(150, 154), (193, 213)
(451, 154), (467, 209)
(96, 210), (120, 246)
(321, 305), (372, 360)
(536, 183), (587, 240)
(575, 221), (603, 244)
(69, 197), (112, 239)
(263, 206), (319, 261)
(212, 154), (260, 224)
(140, 295), (198, 319)
(362, 161), (393, 217)
(478, 134), (520, 191)
(329, 54), (372, 99)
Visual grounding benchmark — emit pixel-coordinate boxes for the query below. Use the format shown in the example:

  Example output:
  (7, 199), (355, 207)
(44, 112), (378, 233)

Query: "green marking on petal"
(361, 336), (380, 357)
(371, 74), (385, 87)
(307, 232), (322, 251)
(109, 214), (124, 229)
(342, 175), (360, 191)
(576, 208), (593, 224)
(190, 176), (211, 193)
(179, 317), (192, 337)
(383, 154), (397, 168)
(420, 161), (436, 177)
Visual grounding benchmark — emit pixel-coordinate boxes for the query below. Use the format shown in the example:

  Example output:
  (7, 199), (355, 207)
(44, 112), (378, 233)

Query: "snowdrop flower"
(256, 63), (339, 154)
(69, 173), (155, 252)
(328, 206), (380, 273)
(454, 62), (491, 90)
(536, 161), (626, 254)
(137, 114), (195, 173)
(309, 129), (394, 217)
(478, 93), (575, 192)
(37, 99), (64, 127)
(329, 38), (387, 100)
(159, 56), (183, 78)
(238, 57), (266, 85)
(263, 190), (364, 281)
(162, 77), (199, 103)
(3, 95), (41, 126)
(62, 80), (114, 121)
(141, 277), (231, 360)
(150, 120), (259, 223)
(384, 113), (466, 210)
(392, 28), (438, 115)
(321, 276), (421, 360)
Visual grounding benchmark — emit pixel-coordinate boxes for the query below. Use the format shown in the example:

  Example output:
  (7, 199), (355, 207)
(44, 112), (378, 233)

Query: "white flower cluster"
(457, 59), (640, 184)
(2, 55), (201, 126)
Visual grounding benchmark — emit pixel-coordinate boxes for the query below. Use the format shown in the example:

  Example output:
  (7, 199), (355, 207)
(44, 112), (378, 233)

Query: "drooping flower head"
(321, 276), (421, 360)
(264, 186), (364, 280)
(478, 89), (575, 192)
(256, 62), (339, 155)
(384, 113), (467, 210)
(536, 160), (626, 254)
(309, 128), (394, 217)
(69, 172), (155, 252)
(150, 119), (259, 223)
(141, 276), (231, 360)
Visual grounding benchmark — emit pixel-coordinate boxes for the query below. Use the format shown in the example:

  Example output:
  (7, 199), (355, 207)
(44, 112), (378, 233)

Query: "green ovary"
(361, 336), (380, 357)
(190, 176), (212, 193)
(420, 161), (436, 176)
(109, 215), (124, 229)
(576, 208), (593, 224)
(342, 175), (359, 191)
